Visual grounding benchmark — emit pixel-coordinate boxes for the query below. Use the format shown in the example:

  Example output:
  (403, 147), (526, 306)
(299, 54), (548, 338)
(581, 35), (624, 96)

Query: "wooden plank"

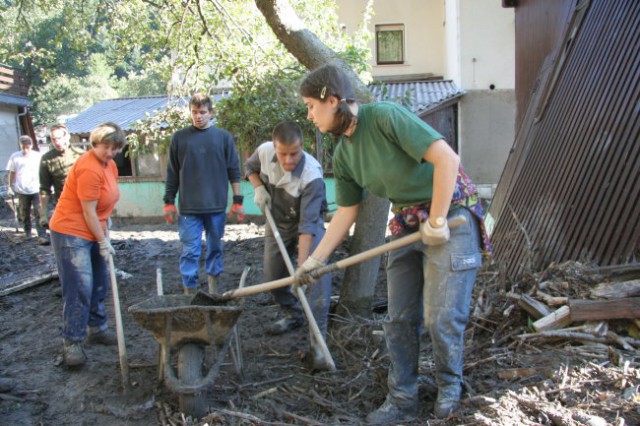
(532, 305), (572, 331)
(590, 279), (640, 299)
(569, 297), (640, 321)
(0, 66), (15, 75)
(0, 270), (58, 296)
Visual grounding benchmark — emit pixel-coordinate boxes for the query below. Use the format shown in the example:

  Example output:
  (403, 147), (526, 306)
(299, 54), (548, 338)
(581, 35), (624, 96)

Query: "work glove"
(6, 187), (13, 197)
(253, 185), (271, 213)
(420, 217), (450, 246)
(228, 195), (245, 222)
(163, 204), (178, 224)
(294, 256), (324, 285)
(98, 238), (115, 261)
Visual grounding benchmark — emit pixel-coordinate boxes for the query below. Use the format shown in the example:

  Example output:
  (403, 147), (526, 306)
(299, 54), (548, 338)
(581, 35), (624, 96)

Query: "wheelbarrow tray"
(129, 295), (242, 348)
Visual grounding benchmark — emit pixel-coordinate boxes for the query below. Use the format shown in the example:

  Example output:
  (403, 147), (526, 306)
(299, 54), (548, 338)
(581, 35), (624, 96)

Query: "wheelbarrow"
(129, 293), (242, 418)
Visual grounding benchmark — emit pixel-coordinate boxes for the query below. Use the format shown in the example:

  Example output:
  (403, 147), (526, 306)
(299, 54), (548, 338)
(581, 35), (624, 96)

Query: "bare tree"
(256, 0), (390, 317)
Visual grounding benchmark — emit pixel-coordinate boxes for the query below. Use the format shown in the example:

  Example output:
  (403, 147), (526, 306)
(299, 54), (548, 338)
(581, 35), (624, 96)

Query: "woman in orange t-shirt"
(49, 122), (125, 368)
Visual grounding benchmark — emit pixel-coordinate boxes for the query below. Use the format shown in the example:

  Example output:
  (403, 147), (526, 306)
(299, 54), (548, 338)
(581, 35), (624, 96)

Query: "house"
(0, 64), (35, 175)
(489, 0), (640, 280)
(336, 0), (516, 198)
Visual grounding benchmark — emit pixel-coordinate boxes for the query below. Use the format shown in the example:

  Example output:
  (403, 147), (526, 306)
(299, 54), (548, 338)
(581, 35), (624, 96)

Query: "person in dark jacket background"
(163, 93), (244, 295)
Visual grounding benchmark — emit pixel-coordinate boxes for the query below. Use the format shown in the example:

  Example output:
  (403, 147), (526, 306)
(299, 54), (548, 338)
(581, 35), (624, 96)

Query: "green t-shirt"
(333, 101), (444, 208)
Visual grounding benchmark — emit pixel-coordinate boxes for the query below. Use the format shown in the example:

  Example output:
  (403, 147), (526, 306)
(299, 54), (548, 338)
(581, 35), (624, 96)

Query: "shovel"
(264, 207), (336, 371)
(222, 215), (467, 300)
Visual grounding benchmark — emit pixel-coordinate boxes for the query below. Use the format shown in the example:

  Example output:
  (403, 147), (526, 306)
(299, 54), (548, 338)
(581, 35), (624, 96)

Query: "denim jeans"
(50, 230), (110, 342)
(263, 226), (332, 336)
(384, 207), (482, 408)
(178, 212), (226, 288)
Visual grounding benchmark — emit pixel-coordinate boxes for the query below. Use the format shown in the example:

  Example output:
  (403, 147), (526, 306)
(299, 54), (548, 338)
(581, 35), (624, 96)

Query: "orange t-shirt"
(50, 150), (120, 241)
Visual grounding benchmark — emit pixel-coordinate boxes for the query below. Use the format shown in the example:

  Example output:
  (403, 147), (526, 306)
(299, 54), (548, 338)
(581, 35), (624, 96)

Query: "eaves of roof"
(368, 80), (465, 116)
(0, 93), (29, 108)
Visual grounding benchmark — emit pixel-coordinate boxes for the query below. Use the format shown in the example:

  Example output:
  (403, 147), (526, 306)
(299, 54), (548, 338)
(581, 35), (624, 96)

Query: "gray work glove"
(253, 185), (271, 213)
(420, 218), (450, 246)
(294, 256), (324, 285)
(98, 238), (115, 261)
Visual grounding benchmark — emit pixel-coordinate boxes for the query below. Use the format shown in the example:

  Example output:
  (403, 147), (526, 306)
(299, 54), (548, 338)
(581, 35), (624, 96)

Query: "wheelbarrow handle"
(222, 215), (467, 299)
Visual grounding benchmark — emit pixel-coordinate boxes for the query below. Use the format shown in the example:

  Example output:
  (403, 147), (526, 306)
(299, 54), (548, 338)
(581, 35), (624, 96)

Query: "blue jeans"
(384, 207), (482, 408)
(178, 212), (226, 288)
(50, 230), (110, 342)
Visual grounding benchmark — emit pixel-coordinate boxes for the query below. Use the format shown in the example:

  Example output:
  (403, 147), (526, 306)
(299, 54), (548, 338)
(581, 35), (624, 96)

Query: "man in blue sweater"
(163, 93), (244, 295)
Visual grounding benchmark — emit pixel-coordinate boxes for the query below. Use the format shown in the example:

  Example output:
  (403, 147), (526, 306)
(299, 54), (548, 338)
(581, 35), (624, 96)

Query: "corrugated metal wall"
(490, 0), (640, 280)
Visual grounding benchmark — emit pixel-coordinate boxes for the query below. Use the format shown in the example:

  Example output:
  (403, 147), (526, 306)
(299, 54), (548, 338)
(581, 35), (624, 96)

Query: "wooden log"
(517, 294), (551, 319)
(569, 297), (640, 321)
(532, 305), (572, 331)
(590, 279), (640, 299)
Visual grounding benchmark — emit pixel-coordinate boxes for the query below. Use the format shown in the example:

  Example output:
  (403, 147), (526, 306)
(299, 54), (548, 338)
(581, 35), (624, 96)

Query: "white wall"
(336, 0), (446, 77)
(0, 105), (20, 169)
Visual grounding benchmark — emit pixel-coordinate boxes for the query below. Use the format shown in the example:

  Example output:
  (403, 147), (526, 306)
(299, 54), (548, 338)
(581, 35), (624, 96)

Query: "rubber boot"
(207, 275), (217, 294)
(366, 321), (420, 423)
(183, 286), (198, 295)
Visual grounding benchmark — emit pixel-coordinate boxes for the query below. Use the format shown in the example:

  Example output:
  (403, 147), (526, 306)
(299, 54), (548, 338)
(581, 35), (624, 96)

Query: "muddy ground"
(0, 199), (638, 425)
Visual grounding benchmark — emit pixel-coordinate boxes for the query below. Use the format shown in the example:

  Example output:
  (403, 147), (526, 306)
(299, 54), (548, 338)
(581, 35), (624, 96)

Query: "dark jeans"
(50, 230), (110, 342)
(17, 192), (44, 237)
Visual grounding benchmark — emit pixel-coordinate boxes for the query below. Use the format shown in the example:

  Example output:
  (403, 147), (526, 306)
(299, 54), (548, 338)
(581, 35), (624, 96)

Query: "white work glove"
(98, 238), (115, 260)
(253, 185), (271, 213)
(6, 187), (14, 196)
(294, 256), (324, 285)
(420, 218), (450, 246)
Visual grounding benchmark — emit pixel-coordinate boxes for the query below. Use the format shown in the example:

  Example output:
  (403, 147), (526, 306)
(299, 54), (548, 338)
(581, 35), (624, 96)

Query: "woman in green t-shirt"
(296, 64), (488, 423)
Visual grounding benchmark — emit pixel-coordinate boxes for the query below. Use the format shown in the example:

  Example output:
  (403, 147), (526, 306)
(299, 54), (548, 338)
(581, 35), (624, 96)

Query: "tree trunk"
(256, 0), (384, 316)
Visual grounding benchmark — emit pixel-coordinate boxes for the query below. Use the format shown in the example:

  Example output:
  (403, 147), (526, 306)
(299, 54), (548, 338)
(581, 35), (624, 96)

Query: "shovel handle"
(223, 215), (467, 299)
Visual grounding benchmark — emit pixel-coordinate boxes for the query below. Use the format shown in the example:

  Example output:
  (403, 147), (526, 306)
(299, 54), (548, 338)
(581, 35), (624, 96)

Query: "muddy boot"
(266, 307), (304, 335)
(63, 340), (87, 367)
(207, 275), (218, 294)
(87, 329), (117, 346)
(0, 377), (16, 393)
(433, 384), (461, 418)
(366, 396), (418, 424)
(183, 286), (198, 295)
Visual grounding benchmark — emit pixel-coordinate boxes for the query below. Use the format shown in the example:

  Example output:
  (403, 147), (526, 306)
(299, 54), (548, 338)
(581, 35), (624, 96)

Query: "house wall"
(0, 104), (21, 169)
(112, 179), (338, 221)
(445, 0), (516, 193)
(336, 0), (446, 77)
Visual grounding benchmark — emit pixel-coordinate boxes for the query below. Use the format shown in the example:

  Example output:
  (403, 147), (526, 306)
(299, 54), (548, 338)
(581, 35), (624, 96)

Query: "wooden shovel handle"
(223, 215), (467, 299)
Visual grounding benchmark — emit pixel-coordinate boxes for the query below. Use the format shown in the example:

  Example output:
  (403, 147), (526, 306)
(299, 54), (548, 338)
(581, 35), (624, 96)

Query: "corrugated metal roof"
(65, 81), (463, 135)
(369, 80), (465, 116)
(65, 96), (181, 134)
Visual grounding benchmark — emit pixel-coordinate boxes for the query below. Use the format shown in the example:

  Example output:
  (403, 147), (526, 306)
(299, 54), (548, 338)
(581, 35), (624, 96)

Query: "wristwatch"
(431, 216), (446, 228)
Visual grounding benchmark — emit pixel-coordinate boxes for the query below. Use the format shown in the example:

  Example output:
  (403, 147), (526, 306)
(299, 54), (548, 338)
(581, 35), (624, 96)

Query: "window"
(376, 24), (405, 65)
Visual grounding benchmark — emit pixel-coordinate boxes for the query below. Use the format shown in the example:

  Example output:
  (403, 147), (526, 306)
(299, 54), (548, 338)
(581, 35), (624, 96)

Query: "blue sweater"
(164, 125), (241, 214)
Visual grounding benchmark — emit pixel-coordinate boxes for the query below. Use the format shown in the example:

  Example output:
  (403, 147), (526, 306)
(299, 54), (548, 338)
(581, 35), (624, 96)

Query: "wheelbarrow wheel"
(178, 343), (206, 418)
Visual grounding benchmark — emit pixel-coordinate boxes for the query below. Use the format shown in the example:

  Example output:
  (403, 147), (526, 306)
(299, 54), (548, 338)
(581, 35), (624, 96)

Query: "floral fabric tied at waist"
(388, 166), (493, 258)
